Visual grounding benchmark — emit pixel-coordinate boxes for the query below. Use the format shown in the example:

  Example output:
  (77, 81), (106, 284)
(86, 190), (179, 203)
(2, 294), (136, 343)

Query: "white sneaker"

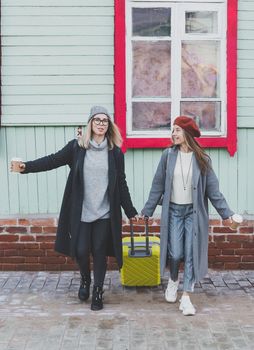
(179, 295), (196, 316)
(165, 278), (179, 303)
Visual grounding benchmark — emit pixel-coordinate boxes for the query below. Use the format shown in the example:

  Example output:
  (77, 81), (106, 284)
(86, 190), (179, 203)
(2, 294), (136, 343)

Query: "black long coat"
(23, 139), (137, 268)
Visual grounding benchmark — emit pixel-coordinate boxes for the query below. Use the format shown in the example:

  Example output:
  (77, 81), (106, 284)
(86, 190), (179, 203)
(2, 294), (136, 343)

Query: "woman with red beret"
(142, 116), (235, 315)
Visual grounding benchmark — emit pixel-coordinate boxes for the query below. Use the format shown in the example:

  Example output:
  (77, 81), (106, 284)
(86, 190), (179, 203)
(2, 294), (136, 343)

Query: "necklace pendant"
(179, 152), (192, 192)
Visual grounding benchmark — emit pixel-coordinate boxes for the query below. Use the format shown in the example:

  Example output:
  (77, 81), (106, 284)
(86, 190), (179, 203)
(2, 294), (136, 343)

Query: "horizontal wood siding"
(1, 0), (114, 125)
(0, 0), (253, 217)
(238, 0), (254, 127)
(0, 126), (253, 216)
(0, 126), (77, 215)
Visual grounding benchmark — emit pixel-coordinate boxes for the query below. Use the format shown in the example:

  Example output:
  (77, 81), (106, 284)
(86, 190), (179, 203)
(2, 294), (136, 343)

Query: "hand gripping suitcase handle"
(130, 217), (150, 256)
(145, 216), (150, 255)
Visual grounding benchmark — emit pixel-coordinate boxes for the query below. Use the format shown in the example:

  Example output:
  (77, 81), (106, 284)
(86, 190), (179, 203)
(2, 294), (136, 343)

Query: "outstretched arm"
(21, 139), (76, 174)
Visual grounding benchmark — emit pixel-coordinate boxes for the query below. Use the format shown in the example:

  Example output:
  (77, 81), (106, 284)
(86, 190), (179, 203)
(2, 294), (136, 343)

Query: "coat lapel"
(108, 149), (117, 196)
(77, 147), (86, 182)
(192, 153), (201, 187)
(166, 147), (178, 183)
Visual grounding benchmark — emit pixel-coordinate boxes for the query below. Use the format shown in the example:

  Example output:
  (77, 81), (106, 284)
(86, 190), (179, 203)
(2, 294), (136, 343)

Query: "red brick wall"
(0, 217), (253, 271)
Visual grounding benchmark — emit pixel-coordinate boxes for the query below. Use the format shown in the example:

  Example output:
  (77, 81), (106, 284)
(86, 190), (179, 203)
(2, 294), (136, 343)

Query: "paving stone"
(164, 340), (182, 349)
(244, 332), (254, 341)
(231, 337), (249, 349)
(29, 277), (46, 290)
(225, 283), (242, 290)
(2, 278), (20, 291)
(25, 340), (50, 350)
(202, 284), (216, 290)
(199, 338), (219, 347)
(201, 277), (213, 283)
(0, 270), (254, 349)
(223, 278), (237, 284)
(0, 343), (8, 350)
(0, 279), (8, 289)
(218, 343), (234, 350)
(6, 341), (26, 350)
(212, 281), (226, 287)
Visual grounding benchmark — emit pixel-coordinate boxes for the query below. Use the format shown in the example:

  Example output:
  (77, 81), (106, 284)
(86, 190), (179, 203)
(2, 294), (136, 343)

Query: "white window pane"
(132, 8), (171, 37)
(180, 101), (221, 131)
(182, 41), (220, 98)
(132, 102), (171, 131)
(132, 41), (171, 98)
(185, 11), (218, 34)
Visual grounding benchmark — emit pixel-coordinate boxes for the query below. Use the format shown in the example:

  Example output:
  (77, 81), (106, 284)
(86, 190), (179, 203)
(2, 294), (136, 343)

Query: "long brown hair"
(78, 117), (123, 150)
(172, 130), (211, 174)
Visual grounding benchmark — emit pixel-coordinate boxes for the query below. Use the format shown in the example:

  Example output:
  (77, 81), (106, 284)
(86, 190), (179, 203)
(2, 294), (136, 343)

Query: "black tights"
(76, 219), (111, 287)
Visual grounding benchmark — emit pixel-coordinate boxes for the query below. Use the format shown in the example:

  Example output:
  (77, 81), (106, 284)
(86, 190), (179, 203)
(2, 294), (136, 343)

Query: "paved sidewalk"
(0, 270), (254, 350)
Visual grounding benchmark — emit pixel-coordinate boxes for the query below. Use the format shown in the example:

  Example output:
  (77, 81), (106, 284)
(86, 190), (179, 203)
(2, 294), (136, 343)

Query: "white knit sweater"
(170, 151), (193, 204)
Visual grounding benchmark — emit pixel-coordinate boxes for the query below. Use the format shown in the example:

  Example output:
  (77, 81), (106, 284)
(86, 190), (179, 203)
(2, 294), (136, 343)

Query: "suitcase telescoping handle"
(130, 216), (150, 256)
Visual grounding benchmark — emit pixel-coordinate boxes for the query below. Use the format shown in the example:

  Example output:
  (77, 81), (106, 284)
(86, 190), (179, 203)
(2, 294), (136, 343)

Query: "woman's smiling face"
(171, 124), (186, 145)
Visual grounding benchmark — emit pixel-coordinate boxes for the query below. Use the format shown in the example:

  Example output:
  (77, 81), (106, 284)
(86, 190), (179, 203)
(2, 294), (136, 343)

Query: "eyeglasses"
(92, 117), (109, 126)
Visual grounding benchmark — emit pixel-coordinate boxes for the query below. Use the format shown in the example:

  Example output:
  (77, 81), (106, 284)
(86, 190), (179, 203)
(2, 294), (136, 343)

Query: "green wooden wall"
(1, 0), (114, 125)
(0, 0), (254, 217)
(0, 126), (253, 216)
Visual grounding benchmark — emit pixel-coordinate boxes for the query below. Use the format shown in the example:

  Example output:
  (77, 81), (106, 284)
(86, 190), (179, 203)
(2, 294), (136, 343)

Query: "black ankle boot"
(78, 274), (91, 301)
(91, 286), (104, 311)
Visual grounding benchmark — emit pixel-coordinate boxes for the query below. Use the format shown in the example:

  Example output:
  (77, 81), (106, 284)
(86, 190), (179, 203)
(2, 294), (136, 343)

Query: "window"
(114, 0), (237, 155)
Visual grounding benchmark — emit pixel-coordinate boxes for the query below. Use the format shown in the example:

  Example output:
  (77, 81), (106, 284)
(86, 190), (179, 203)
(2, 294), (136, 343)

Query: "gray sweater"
(81, 138), (110, 222)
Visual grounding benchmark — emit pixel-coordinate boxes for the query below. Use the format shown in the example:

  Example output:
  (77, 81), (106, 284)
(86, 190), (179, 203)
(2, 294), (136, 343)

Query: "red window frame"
(114, 0), (237, 156)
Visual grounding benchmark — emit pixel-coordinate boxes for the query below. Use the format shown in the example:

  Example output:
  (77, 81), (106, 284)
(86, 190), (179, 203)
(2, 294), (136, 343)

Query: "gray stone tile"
(0, 271), (253, 350)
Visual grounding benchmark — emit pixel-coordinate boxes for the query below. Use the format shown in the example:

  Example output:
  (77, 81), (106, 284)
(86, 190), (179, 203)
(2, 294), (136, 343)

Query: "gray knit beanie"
(88, 106), (111, 123)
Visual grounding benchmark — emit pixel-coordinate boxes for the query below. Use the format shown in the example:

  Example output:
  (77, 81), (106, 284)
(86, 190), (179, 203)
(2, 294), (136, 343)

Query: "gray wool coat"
(142, 146), (234, 282)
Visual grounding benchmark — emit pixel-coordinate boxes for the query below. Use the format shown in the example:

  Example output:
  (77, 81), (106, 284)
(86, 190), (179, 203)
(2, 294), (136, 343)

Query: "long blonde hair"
(78, 117), (123, 150)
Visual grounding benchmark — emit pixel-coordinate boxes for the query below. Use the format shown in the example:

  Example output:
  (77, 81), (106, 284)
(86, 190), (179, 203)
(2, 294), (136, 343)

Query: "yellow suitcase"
(120, 219), (160, 286)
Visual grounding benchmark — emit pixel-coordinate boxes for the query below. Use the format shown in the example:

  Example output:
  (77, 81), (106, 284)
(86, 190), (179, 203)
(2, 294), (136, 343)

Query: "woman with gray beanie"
(11, 106), (138, 311)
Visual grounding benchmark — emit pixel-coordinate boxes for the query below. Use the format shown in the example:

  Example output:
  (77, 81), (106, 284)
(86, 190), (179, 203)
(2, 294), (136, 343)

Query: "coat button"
(193, 187), (196, 190)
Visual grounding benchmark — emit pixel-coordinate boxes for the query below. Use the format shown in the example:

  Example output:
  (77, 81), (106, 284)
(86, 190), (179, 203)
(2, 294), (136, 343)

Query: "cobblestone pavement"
(0, 270), (254, 350)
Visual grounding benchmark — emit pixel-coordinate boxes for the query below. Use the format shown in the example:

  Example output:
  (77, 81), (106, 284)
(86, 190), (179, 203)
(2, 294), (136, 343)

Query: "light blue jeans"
(167, 202), (195, 292)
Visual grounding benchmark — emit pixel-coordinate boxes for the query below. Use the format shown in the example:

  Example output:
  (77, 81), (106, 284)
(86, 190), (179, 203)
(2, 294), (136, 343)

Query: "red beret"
(173, 116), (201, 138)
